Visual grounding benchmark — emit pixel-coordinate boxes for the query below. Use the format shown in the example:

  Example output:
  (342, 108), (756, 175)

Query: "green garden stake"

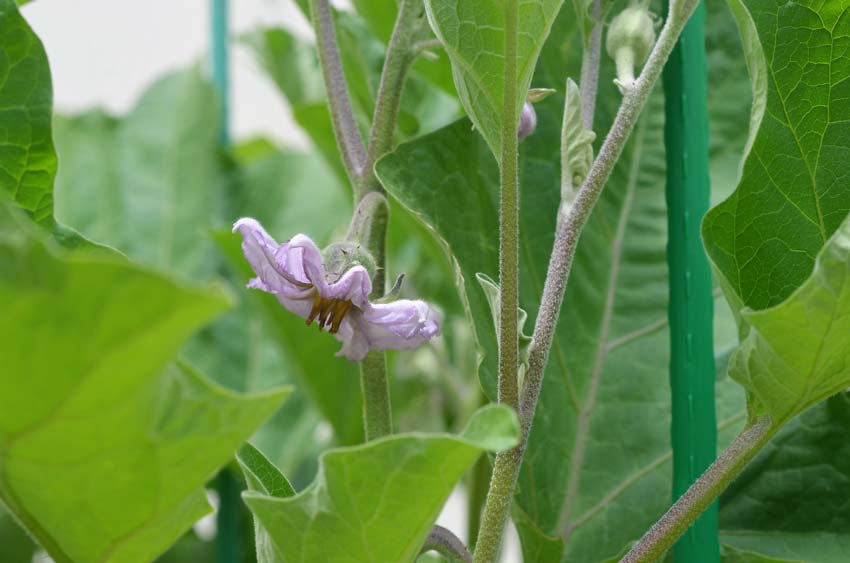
(662, 1), (719, 562)
(211, 1), (240, 562)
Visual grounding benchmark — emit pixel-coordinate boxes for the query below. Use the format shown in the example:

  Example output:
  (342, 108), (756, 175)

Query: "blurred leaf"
(0, 0), (56, 224)
(703, 0), (850, 424)
(241, 28), (325, 106)
(0, 203), (289, 563)
(54, 68), (223, 280)
(243, 405), (519, 562)
(720, 393), (850, 562)
(721, 546), (805, 563)
(423, 0), (563, 154)
(0, 505), (36, 561)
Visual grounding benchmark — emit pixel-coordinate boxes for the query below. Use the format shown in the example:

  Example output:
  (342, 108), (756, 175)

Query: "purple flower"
(233, 218), (441, 362)
(518, 102), (537, 141)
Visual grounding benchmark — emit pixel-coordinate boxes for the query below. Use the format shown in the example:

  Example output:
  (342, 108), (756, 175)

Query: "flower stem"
(352, 0), (422, 441)
(308, 0), (366, 185)
(359, 351), (393, 441)
(619, 417), (775, 563)
(473, 2), (701, 560)
(473, 0), (520, 560)
(420, 525), (474, 563)
(357, 0), (422, 199)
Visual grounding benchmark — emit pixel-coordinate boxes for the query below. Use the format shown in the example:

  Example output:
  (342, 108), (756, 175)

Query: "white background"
(22, 1), (521, 560)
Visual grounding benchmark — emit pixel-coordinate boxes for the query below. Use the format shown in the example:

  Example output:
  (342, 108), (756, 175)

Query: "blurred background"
(6, 0), (519, 561)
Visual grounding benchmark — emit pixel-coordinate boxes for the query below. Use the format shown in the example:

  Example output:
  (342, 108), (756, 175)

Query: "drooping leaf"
(703, 0), (850, 424)
(720, 392), (850, 562)
(423, 0), (564, 155)
(0, 203), (289, 563)
(243, 405), (519, 563)
(0, 0), (56, 224)
(721, 546), (806, 563)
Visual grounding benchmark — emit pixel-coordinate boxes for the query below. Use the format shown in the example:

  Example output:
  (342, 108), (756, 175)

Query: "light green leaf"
(0, 0), (56, 224)
(720, 393), (850, 563)
(560, 78), (595, 196)
(53, 68), (223, 280)
(0, 203), (289, 563)
(423, 0), (564, 155)
(703, 0), (850, 423)
(476, 272), (533, 369)
(243, 405), (519, 563)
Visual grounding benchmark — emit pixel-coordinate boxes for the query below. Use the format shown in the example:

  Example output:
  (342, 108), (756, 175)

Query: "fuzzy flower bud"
(518, 102), (537, 142)
(606, 3), (656, 94)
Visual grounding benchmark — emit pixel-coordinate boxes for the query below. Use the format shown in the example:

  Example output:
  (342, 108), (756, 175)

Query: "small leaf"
(560, 78), (595, 198)
(243, 405), (519, 563)
(475, 272), (534, 370)
(424, 0), (564, 155)
(0, 203), (290, 563)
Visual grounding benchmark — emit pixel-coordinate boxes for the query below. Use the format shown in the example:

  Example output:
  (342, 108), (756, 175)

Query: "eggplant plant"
(1, 0), (849, 562)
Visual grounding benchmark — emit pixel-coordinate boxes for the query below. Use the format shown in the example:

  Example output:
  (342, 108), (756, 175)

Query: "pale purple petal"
(332, 300), (441, 360)
(232, 218), (314, 301)
(319, 266), (373, 309)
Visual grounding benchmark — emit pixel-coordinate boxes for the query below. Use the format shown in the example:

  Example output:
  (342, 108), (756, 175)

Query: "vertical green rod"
(662, 2), (719, 562)
(211, 1), (239, 563)
(212, 0), (230, 147)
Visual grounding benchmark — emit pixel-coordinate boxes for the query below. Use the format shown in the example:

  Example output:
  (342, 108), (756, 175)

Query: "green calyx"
(323, 241), (378, 282)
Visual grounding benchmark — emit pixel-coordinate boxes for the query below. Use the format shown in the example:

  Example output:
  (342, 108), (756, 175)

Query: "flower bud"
(518, 101), (537, 141)
(606, 3), (656, 93)
(322, 241), (377, 283)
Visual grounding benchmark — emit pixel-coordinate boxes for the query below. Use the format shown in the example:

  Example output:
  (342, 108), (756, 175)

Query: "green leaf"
(237, 443), (294, 563)
(243, 405), (519, 563)
(0, 203), (290, 563)
(423, 0), (564, 155)
(721, 546), (805, 563)
(53, 68), (223, 280)
(703, 0), (850, 424)
(0, 0), (56, 224)
(720, 393), (850, 563)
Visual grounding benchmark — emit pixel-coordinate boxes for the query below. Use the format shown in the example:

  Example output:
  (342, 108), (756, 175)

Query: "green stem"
(473, 0), (520, 560)
(309, 0), (366, 184)
(357, 0), (422, 199)
(359, 351), (393, 441)
(619, 417), (775, 563)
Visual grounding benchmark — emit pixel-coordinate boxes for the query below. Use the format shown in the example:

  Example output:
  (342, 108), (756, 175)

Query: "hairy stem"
(420, 525), (474, 563)
(472, 2), (702, 559)
(358, 0), (422, 199)
(308, 0), (366, 184)
(579, 0), (603, 130)
(619, 417), (775, 563)
(359, 351), (392, 440)
(473, 0), (520, 561)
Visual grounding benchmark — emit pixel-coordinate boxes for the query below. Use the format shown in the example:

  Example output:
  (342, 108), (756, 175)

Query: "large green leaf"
(703, 0), (850, 424)
(53, 69), (223, 280)
(243, 405), (519, 563)
(0, 0), (56, 224)
(0, 203), (289, 563)
(720, 393), (850, 563)
(423, 0), (564, 154)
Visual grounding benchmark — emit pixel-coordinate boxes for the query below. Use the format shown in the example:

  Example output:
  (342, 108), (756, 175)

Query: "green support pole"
(662, 2), (720, 562)
(211, 2), (239, 563)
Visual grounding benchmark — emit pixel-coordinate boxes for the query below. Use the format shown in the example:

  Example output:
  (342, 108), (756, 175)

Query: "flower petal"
(233, 218), (313, 300)
(318, 266), (373, 309)
(331, 300), (441, 360)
